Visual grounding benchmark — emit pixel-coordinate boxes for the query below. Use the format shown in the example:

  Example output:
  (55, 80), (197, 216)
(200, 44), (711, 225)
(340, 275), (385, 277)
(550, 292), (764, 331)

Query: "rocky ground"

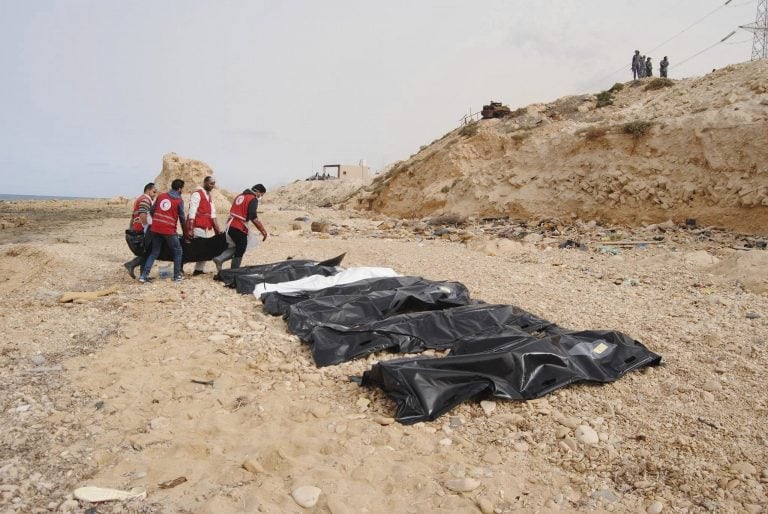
(0, 197), (767, 513)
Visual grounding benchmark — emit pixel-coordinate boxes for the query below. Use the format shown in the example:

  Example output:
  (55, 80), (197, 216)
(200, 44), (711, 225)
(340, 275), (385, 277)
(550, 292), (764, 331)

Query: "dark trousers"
(141, 233), (182, 279)
(213, 228), (248, 269)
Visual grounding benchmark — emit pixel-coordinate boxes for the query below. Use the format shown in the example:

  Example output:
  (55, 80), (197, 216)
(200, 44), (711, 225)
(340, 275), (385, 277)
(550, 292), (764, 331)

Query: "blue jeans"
(140, 233), (183, 279)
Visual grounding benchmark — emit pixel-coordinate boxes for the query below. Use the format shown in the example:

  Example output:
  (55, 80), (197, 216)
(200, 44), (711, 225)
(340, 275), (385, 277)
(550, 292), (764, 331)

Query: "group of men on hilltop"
(124, 176), (268, 283)
(632, 50), (669, 80)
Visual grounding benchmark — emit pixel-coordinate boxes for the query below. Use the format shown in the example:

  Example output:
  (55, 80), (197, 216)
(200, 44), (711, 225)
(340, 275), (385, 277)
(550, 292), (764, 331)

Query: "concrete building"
(322, 161), (370, 180)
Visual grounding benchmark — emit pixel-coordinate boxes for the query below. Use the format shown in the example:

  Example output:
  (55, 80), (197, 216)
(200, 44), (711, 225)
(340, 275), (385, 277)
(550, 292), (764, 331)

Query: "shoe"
(138, 276), (147, 284)
(192, 270), (205, 276)
(214, 260), (223, 273)
(124, 261), (136, 279)
(173, 275), (183, 282)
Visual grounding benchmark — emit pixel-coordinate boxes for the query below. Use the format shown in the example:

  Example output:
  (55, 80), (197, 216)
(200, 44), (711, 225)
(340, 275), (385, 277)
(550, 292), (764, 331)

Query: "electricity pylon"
(740, 0), (768, 60)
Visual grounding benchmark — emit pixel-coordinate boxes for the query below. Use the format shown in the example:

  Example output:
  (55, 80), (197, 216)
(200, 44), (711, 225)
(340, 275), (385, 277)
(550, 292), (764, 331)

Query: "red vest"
(228, 192), (256, 234)
(151, 192), (182, 235)
(130, 193), (152, 232)
(192, 188), (214, 230)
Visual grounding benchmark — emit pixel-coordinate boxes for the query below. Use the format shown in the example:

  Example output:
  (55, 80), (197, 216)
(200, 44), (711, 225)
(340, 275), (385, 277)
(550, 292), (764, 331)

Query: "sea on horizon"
(0, 193), (102, 201)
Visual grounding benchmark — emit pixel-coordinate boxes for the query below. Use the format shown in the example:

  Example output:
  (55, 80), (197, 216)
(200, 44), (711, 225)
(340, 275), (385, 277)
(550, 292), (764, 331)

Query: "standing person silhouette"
(139, 179), (188, 283)
(213, 184), (268, 274)
(660, 56), (669, 78)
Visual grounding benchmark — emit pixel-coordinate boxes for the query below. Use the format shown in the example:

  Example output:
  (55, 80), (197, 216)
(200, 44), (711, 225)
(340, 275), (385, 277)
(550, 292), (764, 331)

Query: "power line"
(646, 0), (733, 54)
(672, 30), (738, 69)
(588, 0), (742, 88)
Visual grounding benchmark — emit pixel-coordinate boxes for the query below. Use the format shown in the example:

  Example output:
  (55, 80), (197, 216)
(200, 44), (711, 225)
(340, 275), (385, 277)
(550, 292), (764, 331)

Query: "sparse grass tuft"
(645, 78), (674, 91)
(459, 122), (479, 138)
(623, 120), (653, 137)
(596, 91), (614, 108)
(609, 82), (625, 93)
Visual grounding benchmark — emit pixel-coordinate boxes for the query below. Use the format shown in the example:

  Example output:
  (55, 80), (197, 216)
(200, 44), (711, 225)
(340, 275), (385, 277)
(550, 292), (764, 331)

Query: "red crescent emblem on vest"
(160, 199), (172, 211)
(235, 196), (244, 205)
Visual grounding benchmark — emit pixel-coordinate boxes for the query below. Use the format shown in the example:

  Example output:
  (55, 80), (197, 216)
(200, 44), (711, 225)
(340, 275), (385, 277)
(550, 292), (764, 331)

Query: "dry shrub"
(609, 82), (625, 93)
(623, 120), (654, 137)
(459, 122), (479, 138)
(596, 91), (614, 108)
(510, 107), (527, 118)
(645, 78), (674, 91)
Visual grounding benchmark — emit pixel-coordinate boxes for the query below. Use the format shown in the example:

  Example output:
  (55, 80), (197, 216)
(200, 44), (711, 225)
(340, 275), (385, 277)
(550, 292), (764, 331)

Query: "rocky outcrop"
(154, 153), (233, 214)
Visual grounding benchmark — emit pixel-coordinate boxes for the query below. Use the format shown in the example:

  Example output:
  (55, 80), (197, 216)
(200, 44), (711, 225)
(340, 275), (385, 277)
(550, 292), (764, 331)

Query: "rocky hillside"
(347, 60), (768, 234)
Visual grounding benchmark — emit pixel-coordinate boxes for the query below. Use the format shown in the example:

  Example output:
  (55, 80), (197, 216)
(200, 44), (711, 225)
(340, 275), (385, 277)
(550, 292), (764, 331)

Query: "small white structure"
(323, 160), (370, 181)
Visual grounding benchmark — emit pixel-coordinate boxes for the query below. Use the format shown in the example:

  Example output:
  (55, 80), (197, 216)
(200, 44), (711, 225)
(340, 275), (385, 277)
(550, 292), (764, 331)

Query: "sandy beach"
(0, 193), (766, 513)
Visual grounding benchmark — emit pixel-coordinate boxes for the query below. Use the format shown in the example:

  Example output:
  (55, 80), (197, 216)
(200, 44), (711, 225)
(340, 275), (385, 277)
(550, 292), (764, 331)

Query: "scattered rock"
(207, 334), (229, 342)
(476, 496), (494, 514)
(646, 500), (664, 514)
(557, 416), (582, 429)
(445, 478), (480, 493)
(702, 380), (722, 392)
(745, 311), (761, 319)
(310, 404), (330, 418)
(242, 459), (264, 474)
(575, 425), (599, 445)
(373, 416), (395, 426)
(291, 485), (321, 508)
(482, 448), (503, 465)
(480, 400), (496, 416)
(310, 221), (328, 233)
(731, 461), (757, 475)
(590, 489), (619, 503)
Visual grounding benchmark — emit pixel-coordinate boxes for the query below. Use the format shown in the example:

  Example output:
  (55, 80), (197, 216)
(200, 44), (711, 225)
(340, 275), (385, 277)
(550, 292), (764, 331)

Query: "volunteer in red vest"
(213, 183), (268, 274)
(185, 175), (221, 276)
(123, 182), (158, 279)
(139, 178), (189, 283)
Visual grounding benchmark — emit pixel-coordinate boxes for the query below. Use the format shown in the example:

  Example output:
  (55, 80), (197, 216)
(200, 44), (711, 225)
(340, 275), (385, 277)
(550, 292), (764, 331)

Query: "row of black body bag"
(219, 257), (662, 424)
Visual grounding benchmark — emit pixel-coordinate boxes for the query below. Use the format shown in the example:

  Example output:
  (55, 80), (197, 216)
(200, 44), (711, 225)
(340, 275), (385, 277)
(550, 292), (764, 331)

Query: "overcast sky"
(0, 0), (757, 197)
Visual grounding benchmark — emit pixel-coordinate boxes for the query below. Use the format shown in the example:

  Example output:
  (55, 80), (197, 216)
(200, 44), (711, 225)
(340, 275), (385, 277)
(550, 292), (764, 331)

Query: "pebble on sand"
(646, 500), (664, 514)
(575, 425), (600, 445)
(480, 400), (496, 416)
(702, 379), (722, 392)
(373, 415), (395, 426)
(445, 478), (481, 493)
(242, 459), (264, 474)
(476, 496), (494, 514)
(291, 485), (321, 508)
(730, 461), (757, 475)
